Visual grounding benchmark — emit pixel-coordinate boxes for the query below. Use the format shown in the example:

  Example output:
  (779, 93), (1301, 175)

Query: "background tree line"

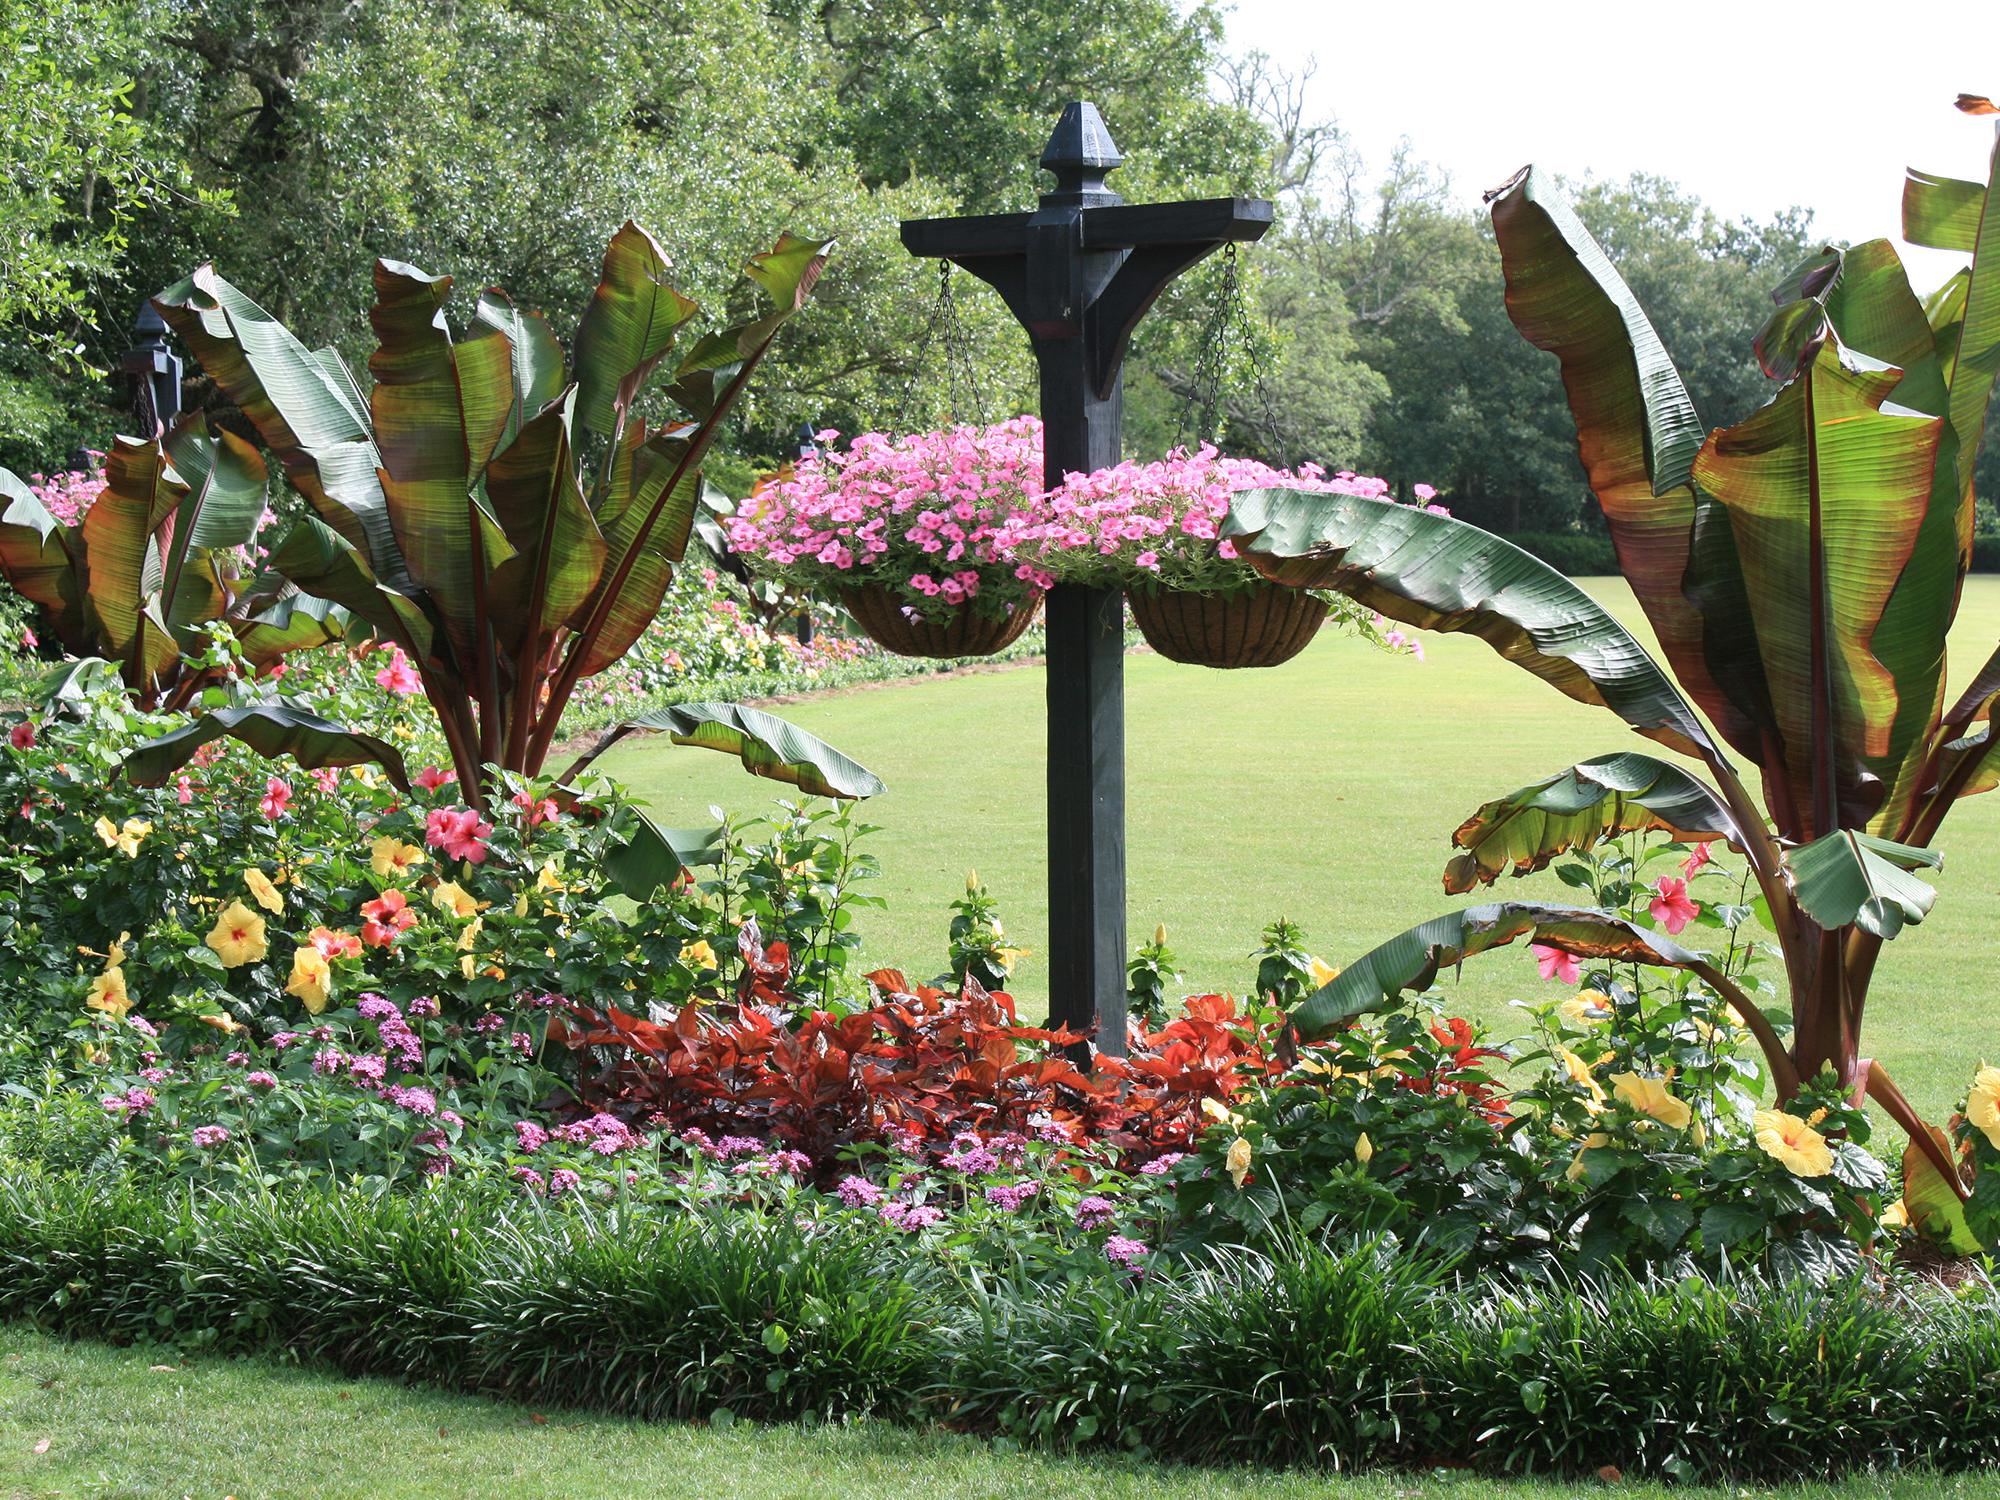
(5, 0), (1994, 536)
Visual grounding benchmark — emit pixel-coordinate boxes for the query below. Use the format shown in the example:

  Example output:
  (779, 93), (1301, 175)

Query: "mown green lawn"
(4, 1328), (1997, 1500)
(608, 577), (2000, 1124)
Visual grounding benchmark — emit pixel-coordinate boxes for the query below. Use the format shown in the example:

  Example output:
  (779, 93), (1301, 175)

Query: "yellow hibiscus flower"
(205, 900), (269, 968)
(244, 867), (285, 915)
(1966, 1064), (2000, 1151)
(535, 863), (568, 894)
(1565, 1131), (1615, 1182)
(286, 944), (332, 1014)
(1554, 1045), (1607, 1110)
(679, 939), (719, 971)
(1307, 955), (1341, 988)
(1225, 1135), (1253, 1188)
(1558, 990), (1614, 1028)
(1753, 1109), (1834, 1177)
(94, 816), (152, 857)
(1611, 1072), (1692, 1130)
(85, 965), (131, 1018)
(370, 836), (424, 879)
(457, 915), (483, 952)
(431, 881), (481, 919)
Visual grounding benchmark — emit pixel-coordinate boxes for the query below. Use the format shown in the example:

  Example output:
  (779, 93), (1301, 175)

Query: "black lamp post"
(902, 103), (1272, 1054)
(121, 301), (182, 435)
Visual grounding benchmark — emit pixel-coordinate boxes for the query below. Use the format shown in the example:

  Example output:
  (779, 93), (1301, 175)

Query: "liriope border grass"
(1, 1165), (1997, 1487)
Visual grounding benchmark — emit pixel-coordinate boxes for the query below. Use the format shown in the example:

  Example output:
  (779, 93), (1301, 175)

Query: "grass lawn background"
(608, 577), (2000, 1125)
(5, 1328), (1998, 1500)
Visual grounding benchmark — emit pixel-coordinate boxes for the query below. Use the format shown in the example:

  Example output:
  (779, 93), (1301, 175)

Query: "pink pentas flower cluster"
(728, 418), (1048, 622)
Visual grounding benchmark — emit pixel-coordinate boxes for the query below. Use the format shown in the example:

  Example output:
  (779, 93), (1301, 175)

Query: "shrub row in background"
(1, 1166), (1997, 1484)
(1506, 530), (2000, 578)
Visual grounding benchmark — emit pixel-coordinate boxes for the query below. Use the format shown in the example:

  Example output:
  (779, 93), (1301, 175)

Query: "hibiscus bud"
(1354, 1132), (1373, 1166)
(965, 868), (978, 892)
(1153, 924), (1168, 947)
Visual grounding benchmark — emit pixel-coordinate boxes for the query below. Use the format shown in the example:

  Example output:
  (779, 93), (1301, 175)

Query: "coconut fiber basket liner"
(1127, 580), (1327, 668)
(840, 584), (1043, 659)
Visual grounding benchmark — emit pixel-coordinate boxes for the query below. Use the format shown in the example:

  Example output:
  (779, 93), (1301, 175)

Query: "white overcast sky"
(1220, 0), (1999, 292)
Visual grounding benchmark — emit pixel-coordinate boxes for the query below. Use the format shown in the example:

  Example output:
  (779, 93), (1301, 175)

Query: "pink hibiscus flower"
(414, 765), (457, 793)
(373, 646), (422, 696)
(259, 777), (292, 821)
(1531, 942), (1580, 984)
(1680, 841), (1713, 878)
(1650, 876), (1700, 935)
(425, 806), (493, 864)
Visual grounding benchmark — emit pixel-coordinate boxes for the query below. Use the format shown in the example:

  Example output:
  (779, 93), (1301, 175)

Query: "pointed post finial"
(1039, 101), (1123, 206)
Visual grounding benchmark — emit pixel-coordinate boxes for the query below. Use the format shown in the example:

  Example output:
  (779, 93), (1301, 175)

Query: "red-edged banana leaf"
(484, 389), (606, 657)
(1222, 487), (1722, 760)
(0, 469), (88, 651)
(666, 235), (833, 420)
(1906, 123), (2000, 516)
(1690, 335), (1948, 838)
(1488, 168), (1769, 765)
(1785, 828), (1940, 939)
(572, 222), (698, 438)
(464, 290), (565, 471)
(1294, 901), (1711, 1038)
(571, 701), (885, 800)
(232, 590), (350, 667)
(152, 268), (406, 588)
(1445, 753), (1737, 894)
(368, 261), (485, 674)
(570, 424), (701, 680)
(1752, 240), (1965, 840)
(83, 438), (188, 660)
(267, 516), (435, 663)
(121, 699), (409, 792)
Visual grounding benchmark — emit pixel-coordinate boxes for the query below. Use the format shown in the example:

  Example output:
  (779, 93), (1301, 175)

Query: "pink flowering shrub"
(728, 419), (1046, 622)
(997, 446), (1441, 599)
(26, 458), (107, 527)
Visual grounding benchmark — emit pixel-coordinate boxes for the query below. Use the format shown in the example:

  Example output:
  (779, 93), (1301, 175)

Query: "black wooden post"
(902, 103), (1271, 1054)
(122, 301), (182, 435)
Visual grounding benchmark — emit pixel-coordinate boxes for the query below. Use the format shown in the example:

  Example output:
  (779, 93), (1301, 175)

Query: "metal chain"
(896, 261), (989, 432)
(1175, 242), (1291, 461)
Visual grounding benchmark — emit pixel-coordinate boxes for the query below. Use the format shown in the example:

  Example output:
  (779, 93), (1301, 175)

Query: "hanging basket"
(1128, 580), (1327, 669)
(840, 584), (1042, 660)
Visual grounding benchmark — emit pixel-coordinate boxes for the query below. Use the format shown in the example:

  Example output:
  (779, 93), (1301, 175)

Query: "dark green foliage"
(3, 1165), (2000, 1481)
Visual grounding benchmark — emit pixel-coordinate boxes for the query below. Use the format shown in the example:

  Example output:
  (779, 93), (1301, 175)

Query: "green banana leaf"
(232, 590), (350, 667)
(1691, 333), (1949, 838)
(152, 268), (403, 584)
(466, 290), (564, 468)
(1294, 900), (1711, 1038)
(1905, 127), (2000, 514)
(602, 811), (725, 901)
(1488, 167), (1774, 767)
(1785, 829), (1941, 939)
(574, 701), (885, 800)
(1221, 487), (1722, 761)
(1902, 1124), (1981, 1253)
(1445, 753), (1736, 894)
(121, 700), (409, 792)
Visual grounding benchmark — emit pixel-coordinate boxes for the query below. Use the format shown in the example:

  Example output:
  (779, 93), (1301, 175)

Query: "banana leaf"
(570, 701), (885, 800)
(121, 699), (409, 792)
(1905, 127), (2000, 514)
(602, 811), (725, 900)
(1785, 829), (1941, 939)
(1489, 167), (1773, 766)
(1691, 334), (1949, 838)
(1222, 487), (1722, 761)
(572, 222), (699, 438)
(1446, 753), (1736, 893)
(1294, 901), (1712, 1038)
(0, 469), (88, 651)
